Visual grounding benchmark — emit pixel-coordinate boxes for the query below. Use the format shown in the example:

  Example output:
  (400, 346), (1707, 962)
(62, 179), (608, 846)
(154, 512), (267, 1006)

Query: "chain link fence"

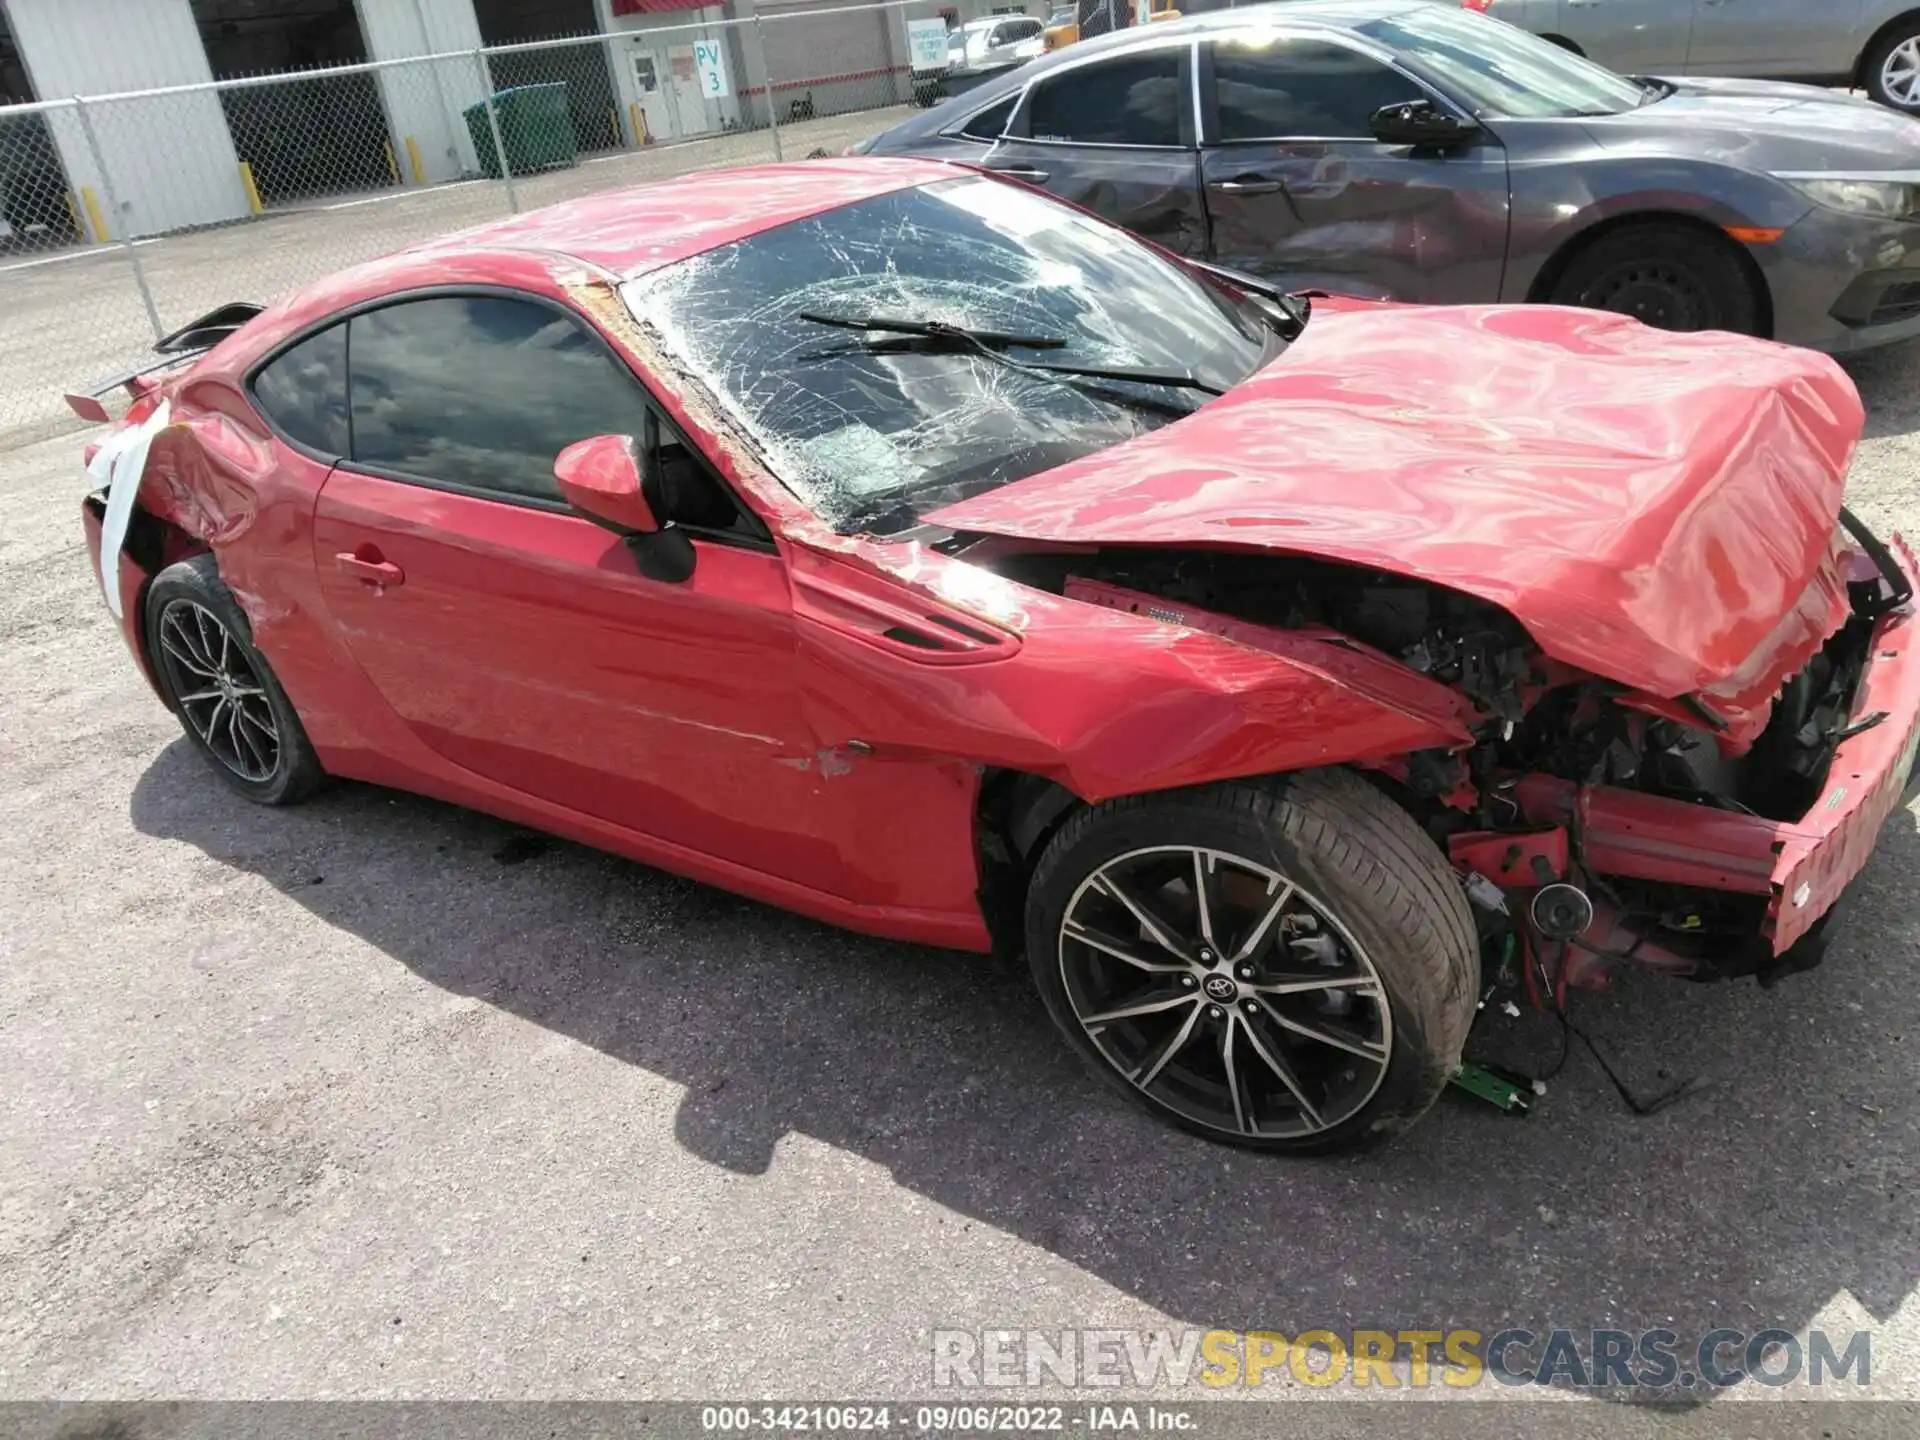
(0, 0), (1024, 448)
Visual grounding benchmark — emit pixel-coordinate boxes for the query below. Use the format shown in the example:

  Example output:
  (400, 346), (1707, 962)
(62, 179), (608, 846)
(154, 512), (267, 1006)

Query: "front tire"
(1547, 221), (1761, 337)
(1865, 24), (1920, 113)
(1024, 770), (1477, 1154)
(144, 554), (326, 806)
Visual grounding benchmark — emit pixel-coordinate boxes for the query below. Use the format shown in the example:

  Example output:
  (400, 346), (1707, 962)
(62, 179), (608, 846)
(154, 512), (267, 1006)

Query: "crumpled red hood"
(927, 302), (1863, 699)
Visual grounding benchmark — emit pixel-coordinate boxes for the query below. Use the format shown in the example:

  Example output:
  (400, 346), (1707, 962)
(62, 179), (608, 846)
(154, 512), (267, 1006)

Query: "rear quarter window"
(251, 323), (349, 457)
(1027, 51), (1189, 147)
(956, 94), (1018, 141)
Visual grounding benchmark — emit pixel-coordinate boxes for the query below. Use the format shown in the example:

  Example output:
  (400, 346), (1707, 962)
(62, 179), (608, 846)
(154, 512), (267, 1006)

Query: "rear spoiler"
(63, 300), (265, 422)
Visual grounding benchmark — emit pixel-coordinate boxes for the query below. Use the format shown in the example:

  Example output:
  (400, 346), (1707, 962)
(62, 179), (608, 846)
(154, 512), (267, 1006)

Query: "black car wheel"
(144, 554), (327, 805)
(1866, 24), (1920, 112)
(1548, 222), (1761, 337)
(1023, 769), (1478, 1154)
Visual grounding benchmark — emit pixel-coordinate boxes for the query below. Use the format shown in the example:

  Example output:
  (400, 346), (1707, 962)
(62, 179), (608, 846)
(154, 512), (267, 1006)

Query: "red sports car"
(75, 158), (1920, 1153)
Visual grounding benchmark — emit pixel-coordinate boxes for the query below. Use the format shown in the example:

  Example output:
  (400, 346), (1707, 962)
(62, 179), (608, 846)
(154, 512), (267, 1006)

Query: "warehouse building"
(0, 0), (957, 241)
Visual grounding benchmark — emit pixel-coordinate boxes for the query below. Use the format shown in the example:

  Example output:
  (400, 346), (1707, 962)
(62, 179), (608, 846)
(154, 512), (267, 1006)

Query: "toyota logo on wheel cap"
(1202, 974), (1237, 1002)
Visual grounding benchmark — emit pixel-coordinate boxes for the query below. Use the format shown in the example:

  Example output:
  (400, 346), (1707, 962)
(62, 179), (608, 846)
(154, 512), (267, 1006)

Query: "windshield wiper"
(797, 311), (1225, 398)
(1183, 260), (1310, 340)
(797, 312), (1068, 350)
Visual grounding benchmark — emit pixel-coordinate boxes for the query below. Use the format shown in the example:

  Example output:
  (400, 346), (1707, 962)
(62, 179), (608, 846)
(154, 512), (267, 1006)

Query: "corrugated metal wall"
(755, 0), (898, 119)
(7, 0), (249, 237)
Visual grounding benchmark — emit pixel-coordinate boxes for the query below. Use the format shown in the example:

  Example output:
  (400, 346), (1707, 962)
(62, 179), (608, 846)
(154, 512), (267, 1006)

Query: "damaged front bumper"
(1516, 535), (1920, 958)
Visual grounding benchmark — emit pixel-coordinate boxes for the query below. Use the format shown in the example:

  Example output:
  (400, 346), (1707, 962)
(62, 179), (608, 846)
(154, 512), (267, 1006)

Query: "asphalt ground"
(0, 341), (1917, 1426)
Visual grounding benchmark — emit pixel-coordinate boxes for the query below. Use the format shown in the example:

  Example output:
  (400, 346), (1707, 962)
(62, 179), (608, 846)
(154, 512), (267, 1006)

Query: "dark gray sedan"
(852, 0), (1920, 352)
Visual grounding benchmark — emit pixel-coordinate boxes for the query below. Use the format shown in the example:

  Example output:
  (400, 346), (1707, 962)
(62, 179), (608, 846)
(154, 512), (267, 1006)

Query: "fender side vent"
(882, 624), (947, 650)
(791, 556), (1023, 665)
(927, 612), (1001, 645)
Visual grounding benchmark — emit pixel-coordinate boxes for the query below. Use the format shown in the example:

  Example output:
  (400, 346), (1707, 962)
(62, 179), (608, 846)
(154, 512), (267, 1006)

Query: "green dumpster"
(464, 82), (576, 178)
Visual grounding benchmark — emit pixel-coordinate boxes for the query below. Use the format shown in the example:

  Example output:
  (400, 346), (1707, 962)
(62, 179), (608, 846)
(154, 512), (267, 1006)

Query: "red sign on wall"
(612, 0), (710, 15)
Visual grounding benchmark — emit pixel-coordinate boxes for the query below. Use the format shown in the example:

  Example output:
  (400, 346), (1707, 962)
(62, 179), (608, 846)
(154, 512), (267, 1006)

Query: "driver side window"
(656, 430), (766, 541)
(1209, 37), (1427, 141)
(347, 295), (643, 503)
(294, 291), (767, 541)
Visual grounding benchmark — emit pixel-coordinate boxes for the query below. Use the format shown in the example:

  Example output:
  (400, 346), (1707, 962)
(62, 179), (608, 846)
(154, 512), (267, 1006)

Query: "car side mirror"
(555, 433), (695, 583)
(1369, 99), (1478, 148)
(555, 433), (660, 533)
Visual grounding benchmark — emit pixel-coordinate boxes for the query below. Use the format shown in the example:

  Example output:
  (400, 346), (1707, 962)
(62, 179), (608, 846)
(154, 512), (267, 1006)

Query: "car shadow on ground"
(131, 741), (1920, 1368)
(1844, 350), (1920, 441)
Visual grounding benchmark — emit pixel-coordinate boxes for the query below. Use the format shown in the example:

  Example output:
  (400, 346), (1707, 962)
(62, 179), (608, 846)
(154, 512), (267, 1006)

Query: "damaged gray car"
(853, 0), (1920, 352)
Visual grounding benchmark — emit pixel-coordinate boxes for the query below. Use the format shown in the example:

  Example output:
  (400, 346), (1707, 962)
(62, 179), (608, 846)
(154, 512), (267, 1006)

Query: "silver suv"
(1471, 0), (1920, 112)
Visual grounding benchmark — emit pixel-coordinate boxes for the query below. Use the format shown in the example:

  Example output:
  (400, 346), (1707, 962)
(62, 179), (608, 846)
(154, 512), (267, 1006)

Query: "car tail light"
(1461, 0), (1494, 11)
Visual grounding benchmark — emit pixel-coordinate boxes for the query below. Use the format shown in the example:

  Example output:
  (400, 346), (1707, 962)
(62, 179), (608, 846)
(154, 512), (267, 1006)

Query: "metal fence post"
(72, 95), (164, 342)
(751, 16), (785, 162)
(473, 49), (519, 213)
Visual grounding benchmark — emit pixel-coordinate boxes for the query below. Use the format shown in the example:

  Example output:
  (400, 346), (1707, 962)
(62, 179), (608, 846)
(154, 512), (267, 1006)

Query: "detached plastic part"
(87, 399), (172, 620)
(1451, 1062), (1534, 1115)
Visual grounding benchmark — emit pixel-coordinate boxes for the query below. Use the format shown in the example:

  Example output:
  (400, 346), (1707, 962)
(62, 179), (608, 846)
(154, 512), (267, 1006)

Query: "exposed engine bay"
(984, 541), (1910, 992)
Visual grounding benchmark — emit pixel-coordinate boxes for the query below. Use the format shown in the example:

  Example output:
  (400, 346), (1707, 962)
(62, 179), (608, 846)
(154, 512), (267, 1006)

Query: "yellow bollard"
(81, 186), (109, 243)
(609, 106), (620, 147)
(384, 141), (400, 185)
(405, 136), (426, 186)
(238, 161), (264, 215)
(629, 102), (648, 146)
(63, 191), (83, 239)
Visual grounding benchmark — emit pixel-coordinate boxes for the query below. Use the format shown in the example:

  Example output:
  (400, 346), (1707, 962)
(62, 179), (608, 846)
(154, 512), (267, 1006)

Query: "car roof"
(1044, 0), (1422, 54)
(398, 156), (953, 281)
(1153, 0), (1421, 34)
(877, 0), (1424, 143)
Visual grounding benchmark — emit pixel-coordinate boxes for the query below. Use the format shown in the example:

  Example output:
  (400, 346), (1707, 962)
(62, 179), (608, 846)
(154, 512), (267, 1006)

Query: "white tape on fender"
(86, 399), (171, 621)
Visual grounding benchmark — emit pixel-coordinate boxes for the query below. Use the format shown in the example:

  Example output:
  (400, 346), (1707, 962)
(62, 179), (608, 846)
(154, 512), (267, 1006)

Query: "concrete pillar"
(354, 0), (488, 183)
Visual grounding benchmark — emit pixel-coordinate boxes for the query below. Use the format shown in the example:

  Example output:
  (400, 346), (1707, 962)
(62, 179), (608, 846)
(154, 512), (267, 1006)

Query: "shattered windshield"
(620, 177), (1277, 534)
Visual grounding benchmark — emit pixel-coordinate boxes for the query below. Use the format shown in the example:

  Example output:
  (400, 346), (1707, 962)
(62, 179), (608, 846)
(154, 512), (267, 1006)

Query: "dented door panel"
(1200, 139), (1510, 302)
(981, 139), (1209, 257)
(309, 469), (855, 893)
